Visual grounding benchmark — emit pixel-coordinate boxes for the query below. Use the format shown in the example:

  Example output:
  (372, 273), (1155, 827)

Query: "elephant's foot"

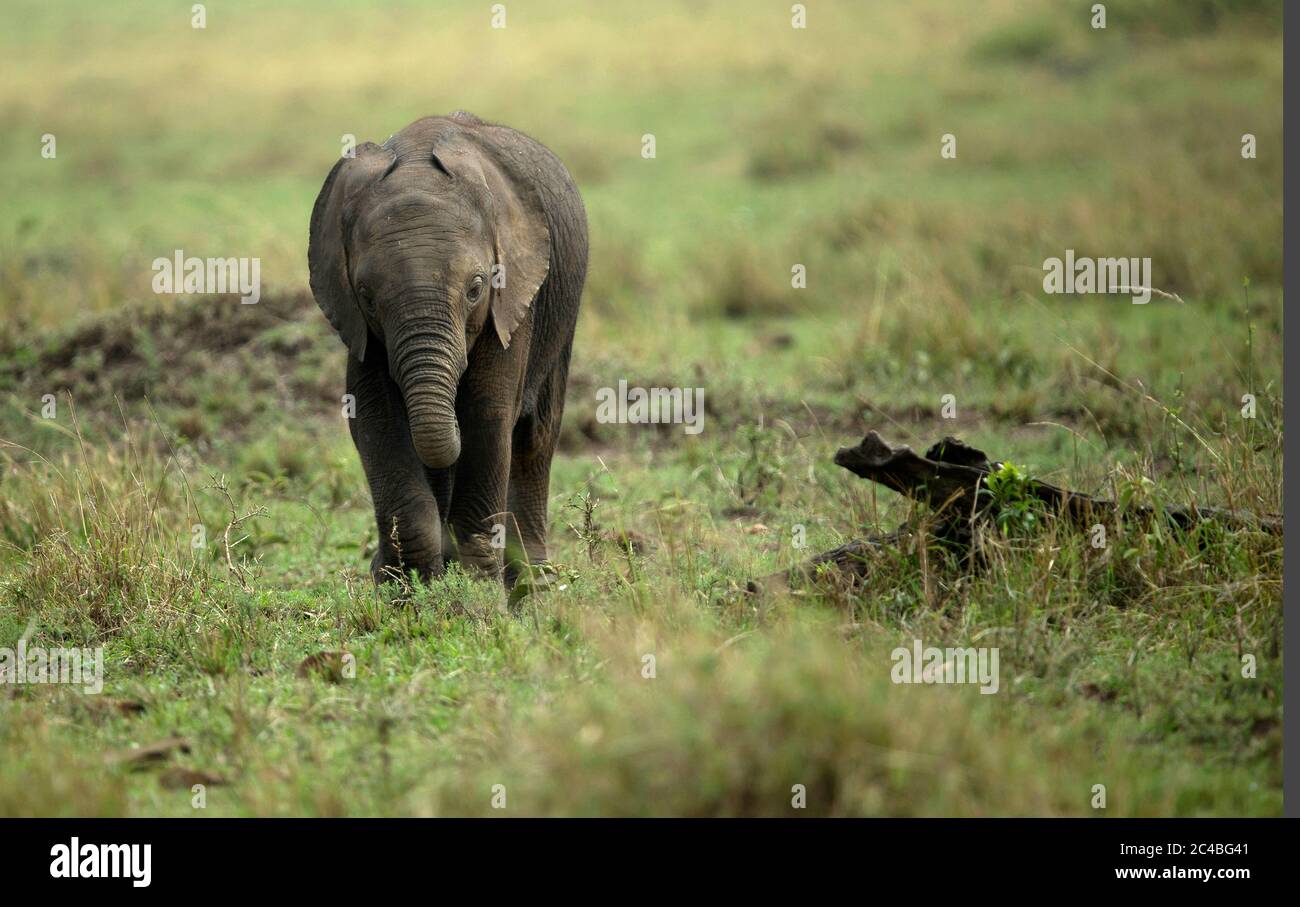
(504, 556), (551, 590)
(454, 552), (503, 581)
(370, 547), (444, 587)
(505, 561), (560, 604)
(451, 531), (505, 581)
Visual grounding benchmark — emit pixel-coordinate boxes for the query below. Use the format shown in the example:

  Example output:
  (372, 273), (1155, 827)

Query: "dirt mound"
(0, 291), (894, 453)
(0, 291), (342, 441)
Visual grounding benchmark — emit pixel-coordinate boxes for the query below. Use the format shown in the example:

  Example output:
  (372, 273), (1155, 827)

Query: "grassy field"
(0, 0), (1283, 816)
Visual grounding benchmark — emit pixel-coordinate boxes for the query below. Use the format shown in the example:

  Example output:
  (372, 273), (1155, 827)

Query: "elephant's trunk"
(387, 292), (465, 469)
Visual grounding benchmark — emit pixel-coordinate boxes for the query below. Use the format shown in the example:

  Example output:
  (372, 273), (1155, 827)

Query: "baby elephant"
(308, 112), (587, 586)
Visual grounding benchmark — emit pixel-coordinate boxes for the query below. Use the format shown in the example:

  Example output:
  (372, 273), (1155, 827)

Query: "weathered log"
(835, 431), (1283, 537)
(760, 430), (1281, 592)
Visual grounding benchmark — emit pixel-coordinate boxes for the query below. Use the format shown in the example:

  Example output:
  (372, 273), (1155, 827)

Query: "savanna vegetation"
(0, 0), (1283, 816)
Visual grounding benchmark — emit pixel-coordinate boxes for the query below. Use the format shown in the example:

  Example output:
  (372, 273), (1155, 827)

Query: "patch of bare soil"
(1, 292), (1077, 453)
(0, 291), (340, 441)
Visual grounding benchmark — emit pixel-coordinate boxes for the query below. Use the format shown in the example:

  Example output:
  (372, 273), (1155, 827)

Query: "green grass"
(0, 0), (1283, 816)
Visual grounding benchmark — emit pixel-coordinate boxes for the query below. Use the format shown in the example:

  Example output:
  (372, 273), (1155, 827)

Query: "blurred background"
(1, 0), (1282, 370)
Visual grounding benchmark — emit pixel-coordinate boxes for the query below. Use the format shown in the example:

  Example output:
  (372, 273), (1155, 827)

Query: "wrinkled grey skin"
(308, 112), (587, 586)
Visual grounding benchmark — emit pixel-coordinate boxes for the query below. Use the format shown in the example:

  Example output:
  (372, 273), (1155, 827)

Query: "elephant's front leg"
(448, 400), (514, 582)
(347, 354), (444, 583)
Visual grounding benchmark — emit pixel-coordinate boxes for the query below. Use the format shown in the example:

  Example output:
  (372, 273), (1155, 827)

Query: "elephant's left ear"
(486, 168), (550, 349)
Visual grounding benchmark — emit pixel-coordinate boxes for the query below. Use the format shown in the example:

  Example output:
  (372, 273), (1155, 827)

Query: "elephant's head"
(308, 119), (550, 468)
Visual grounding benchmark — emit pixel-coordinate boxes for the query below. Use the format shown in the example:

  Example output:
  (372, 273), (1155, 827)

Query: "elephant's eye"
(466, 274), (486, 306)
(357, 284), (376, 311)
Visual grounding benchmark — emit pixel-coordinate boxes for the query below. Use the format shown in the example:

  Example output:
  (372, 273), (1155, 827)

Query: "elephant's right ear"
(308, 143), (391, 362)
